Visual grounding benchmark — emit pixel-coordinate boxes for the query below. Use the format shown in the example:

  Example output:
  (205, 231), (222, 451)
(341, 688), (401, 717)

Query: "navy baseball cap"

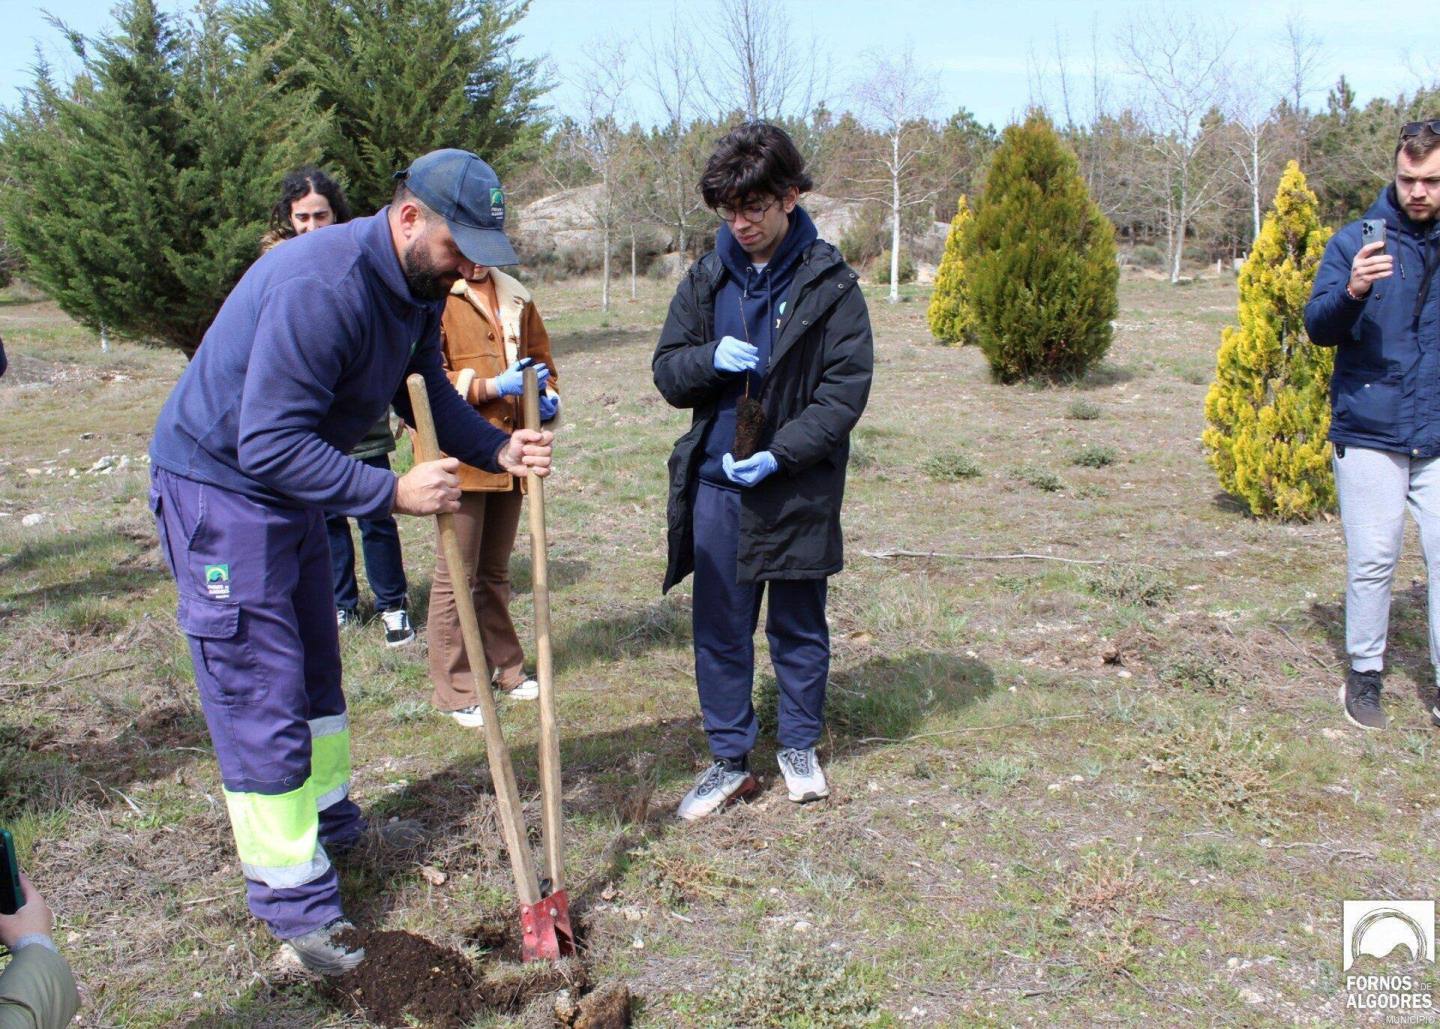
(394, 149), (518, 266)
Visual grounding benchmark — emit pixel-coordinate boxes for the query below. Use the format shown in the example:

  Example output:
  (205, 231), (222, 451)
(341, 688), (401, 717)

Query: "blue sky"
(0, 0), (1432, 127)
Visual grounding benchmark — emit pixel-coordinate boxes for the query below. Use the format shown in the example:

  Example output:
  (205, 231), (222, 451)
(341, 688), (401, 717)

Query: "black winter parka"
(653, 240), (873, 592)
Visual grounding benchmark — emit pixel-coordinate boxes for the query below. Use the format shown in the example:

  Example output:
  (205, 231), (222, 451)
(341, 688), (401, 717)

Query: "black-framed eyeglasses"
(714, 198), (778, 224)
(1400, 120), (1440, 139)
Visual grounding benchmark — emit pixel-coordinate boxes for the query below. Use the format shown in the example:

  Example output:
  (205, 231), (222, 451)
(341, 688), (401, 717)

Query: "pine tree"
(962, 113), (1118, 382)
(1203, 161), (1335, 519)
(0, 0), (324, 354)
(927, 194), (974, 345)
(234, 0), (549, 214)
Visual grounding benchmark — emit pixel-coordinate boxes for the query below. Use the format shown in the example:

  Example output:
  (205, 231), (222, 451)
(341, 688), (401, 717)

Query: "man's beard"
(402, 242), (453, 302)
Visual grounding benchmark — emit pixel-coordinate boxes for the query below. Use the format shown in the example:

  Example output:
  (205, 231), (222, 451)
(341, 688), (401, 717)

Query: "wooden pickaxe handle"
(406, 373), (539, 906)
(524, 369), (564, 892)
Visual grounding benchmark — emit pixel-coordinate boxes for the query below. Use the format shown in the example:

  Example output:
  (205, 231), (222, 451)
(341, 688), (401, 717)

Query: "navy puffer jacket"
(1305, 186), (1440, 457)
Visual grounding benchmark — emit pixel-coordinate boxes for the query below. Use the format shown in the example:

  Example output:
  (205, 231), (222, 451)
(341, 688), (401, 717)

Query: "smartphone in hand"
(1362, 218), (1386, 251)
(0, 828), (21, 915)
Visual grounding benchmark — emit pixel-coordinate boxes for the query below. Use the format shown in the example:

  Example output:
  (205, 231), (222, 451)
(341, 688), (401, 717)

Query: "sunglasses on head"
(1400, 119), (1440, 138)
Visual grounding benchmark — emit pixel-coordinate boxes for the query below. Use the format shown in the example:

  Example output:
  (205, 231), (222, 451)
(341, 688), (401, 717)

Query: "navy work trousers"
(150, 468), (364, 939)
(691, 481), (829, 760)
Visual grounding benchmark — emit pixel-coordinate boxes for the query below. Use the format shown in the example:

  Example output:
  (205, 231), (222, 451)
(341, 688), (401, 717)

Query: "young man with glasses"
(1306, 119), (1440, 730)
(653, 122), (874, 819)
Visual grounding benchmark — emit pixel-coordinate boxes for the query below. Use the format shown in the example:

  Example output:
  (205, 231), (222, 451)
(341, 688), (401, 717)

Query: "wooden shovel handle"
(406, 374), (539, 905)
(524, 368), (564, 891)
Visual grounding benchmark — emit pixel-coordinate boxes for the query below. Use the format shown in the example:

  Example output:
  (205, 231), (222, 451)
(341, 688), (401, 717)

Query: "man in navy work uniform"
(148, 150), (553, 974)
(653, 122), (873, 820)
(1306, 120), (1440, 732)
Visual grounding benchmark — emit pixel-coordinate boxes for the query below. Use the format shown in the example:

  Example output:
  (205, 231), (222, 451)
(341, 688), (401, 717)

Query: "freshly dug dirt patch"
(323, 929), (483, 1027)
(321, 926), (597, 1027)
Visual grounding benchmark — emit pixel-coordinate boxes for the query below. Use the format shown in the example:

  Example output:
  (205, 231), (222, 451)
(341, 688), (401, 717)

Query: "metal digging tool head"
(521, 888), (575, 962)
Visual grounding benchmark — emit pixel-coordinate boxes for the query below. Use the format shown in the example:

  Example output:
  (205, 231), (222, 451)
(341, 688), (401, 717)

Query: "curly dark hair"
(267, 166), (352, 239)
(699, 122), (813, 210)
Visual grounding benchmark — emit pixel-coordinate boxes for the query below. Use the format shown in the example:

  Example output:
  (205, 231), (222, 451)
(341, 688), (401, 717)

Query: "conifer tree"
(962, 113), (1118, 382)
(927, 194), (974, 345)
(234, 0), (549, 214)
(1203, 161), (1335, 519)
(0, 0), (324, 354)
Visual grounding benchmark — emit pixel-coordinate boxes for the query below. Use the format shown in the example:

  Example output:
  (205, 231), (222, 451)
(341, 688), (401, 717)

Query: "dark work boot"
(286, 918), (364, 976)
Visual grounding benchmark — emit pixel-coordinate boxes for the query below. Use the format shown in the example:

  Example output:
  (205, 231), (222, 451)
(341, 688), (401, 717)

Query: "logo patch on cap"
(490, 187), (505, 225)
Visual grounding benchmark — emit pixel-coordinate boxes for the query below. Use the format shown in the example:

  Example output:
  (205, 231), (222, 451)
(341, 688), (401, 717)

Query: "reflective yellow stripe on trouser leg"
(223, 782), (331, 888)
(309, 713), (351, 812)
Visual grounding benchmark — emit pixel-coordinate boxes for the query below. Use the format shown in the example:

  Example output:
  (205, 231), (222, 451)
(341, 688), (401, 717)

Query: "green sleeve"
(0, 945), (80, 1029)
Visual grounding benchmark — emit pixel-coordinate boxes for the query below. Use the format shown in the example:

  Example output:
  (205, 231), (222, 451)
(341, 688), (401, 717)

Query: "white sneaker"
(380, 609), (415, 648)
(776, 747), (830, 803)
(676, 759), (758, 821)
(502, 678), (540, 701)
(449, 705), (484, 728)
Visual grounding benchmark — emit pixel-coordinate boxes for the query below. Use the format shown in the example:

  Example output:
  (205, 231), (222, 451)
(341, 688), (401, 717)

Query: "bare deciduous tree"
(702, 0), (822, 122)
(563, 42), (632, 312)
(854, 46), (940, 304)
(1119, 12), (1236, 282)
(640, 11), (709, 273)
(1225, 71), (1286, 246)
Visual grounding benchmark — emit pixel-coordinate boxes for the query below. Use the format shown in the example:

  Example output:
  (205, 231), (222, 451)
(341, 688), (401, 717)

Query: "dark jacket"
(1305, 186), (1440, 456)
(150, 208), (509, 521)
(698, 210), (817, 485)
(654, 228), (873, 591)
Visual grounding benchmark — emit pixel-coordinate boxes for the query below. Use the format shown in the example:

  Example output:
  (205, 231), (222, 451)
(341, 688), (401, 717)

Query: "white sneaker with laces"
(677, 759), (758, 821)
(380, 608), (415, 648)
(776, 747), (830, 803)
(503, 678), (540, 701)
(449, 705), (484, 728)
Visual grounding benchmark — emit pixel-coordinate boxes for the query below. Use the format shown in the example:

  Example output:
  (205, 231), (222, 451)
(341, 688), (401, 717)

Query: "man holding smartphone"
(1305, 119), (1440, 730)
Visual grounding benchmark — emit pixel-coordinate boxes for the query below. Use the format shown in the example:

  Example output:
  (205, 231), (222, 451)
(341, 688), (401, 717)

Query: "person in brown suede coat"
(428, 267), (560, 727)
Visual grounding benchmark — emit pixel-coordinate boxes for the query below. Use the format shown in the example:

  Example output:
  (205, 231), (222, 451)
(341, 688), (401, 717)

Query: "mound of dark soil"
(323, 928), (482, 1028)
(320, 925), (601, 1028)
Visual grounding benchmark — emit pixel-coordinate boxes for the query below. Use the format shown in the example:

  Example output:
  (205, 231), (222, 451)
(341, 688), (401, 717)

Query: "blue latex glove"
(496, 359), (551, 398)
(713, 335), (759, 373)
(539, 393), (560, 422)
(722, 450), (778, 487)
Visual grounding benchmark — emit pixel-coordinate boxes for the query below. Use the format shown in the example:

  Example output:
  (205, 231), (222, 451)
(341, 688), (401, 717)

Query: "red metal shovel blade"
(520, 889), (576, 962)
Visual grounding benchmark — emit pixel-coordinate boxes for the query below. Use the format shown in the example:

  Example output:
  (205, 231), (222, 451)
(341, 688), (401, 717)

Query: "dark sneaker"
(776, 747), (830, 802)
(286, 918), (364, 976)
(677, 758), (758, 821)
(336, 608), (358, 629)
(380, 608), (415, 648)
(1341, 669), (1387, 730)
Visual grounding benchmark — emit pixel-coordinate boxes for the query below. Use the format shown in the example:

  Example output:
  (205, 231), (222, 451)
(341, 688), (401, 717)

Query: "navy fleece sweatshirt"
(150, 208), (509, 520)
(698, 207), (818, 486)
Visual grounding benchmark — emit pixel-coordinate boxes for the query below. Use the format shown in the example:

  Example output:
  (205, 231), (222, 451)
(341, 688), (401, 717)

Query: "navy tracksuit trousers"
(691, 481), (829, 760)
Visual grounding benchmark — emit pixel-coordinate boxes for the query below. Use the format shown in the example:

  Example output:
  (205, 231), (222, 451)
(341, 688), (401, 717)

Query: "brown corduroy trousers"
(427, 487), (527, 711)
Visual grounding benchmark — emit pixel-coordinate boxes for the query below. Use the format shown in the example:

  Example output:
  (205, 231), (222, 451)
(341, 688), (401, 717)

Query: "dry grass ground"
(1, 268), (1435, 1026)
